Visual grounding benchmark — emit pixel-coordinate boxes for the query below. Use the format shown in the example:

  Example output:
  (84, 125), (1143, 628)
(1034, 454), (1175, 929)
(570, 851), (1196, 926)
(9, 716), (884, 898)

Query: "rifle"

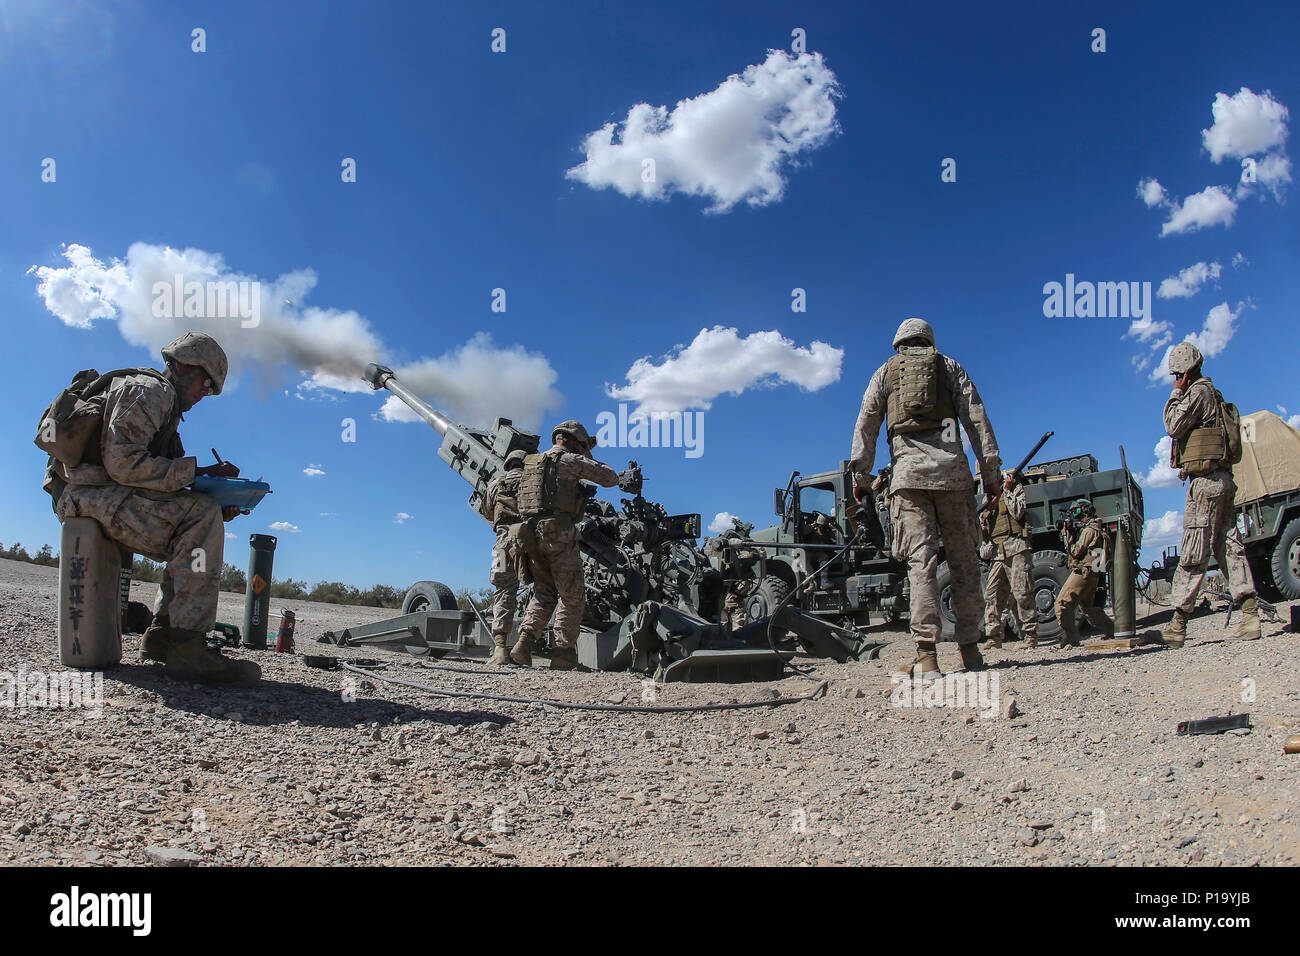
(978, 431), (1054, 513)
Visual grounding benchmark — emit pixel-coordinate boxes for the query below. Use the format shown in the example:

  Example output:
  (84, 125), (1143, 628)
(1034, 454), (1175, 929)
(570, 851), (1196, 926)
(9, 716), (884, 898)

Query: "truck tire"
(401, 580), (459, 615)
(1269, 517), (1300, 600)
(1026, 550), (1071, 643)
(745, 575), (792, 621)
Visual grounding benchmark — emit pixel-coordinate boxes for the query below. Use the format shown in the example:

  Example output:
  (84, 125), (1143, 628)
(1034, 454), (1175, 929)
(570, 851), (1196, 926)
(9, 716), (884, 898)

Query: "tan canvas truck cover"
(1233, 411), (1300, 506)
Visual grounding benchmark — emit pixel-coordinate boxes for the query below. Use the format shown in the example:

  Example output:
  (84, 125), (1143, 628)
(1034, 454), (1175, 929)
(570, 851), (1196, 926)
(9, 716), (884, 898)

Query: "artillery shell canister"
(1285, 735), (1300, 755)
(242, 534), (277, 649)
(274, 609), (297, 653)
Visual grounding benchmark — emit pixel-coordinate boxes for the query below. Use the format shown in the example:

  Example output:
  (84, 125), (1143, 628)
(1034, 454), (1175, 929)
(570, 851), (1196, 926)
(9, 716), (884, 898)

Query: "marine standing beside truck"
(850, 318), (1002, 678)
(1159, 342), (1260, 647)
(509, 420), (620, 670)
(980, 470), (1038, 650)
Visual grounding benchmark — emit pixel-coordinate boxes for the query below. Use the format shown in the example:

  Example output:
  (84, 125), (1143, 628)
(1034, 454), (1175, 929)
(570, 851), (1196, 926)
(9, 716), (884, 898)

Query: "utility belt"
(513, 513), (575, 552)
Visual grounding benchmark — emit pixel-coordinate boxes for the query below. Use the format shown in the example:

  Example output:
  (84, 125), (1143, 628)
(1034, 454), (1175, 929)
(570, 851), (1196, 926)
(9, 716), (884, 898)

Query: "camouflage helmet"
(503, 449), (528, 470)
(552, 419), (595, 449)
(161, 331), (229, 395)
(892, 317), (935, 349)
(1069, 497), (1095, 519)
(1168, 341), (1203, 376)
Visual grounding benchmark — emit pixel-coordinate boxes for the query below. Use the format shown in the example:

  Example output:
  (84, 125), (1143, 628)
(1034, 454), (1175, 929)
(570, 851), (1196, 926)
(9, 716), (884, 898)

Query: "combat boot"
(489, 633), (510, 666)
(549, 646), (579, 671)
(954, 642), (986, 672)
(1160, 609), (1189, 649)
(1057, 619), (1082, 649)
(139, 614), (174, 663)
(983, 630), (1003, 650)
(164, 631), (261, 685)
(894, 642), (941, 681)
(509, 634), (533, 667)
(1021, 632), (1038, 650)
(1229, 596), (1262, 641)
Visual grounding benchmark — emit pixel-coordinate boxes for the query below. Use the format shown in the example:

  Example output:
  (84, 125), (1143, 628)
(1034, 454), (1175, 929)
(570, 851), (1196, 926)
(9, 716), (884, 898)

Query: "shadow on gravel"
(106, 661), (514, 729)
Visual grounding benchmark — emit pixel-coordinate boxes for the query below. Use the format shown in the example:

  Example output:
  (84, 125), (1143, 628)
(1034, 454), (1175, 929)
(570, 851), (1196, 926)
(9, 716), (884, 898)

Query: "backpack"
(35, 368), (170, 467)
(885, 346), (957, 438)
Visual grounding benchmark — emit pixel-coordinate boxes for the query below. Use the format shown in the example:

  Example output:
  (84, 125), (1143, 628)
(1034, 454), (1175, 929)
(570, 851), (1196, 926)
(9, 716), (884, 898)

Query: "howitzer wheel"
(402, 580), (459, 614)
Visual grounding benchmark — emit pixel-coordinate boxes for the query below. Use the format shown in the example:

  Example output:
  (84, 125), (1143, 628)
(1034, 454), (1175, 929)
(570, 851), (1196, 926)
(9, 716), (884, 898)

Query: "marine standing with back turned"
(850, 318), (1002, 678)
(509, 420), (619, 670)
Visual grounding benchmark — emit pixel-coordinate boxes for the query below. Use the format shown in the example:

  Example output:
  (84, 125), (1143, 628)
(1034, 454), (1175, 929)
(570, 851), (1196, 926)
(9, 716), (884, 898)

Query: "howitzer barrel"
(363, 364), (455, 435)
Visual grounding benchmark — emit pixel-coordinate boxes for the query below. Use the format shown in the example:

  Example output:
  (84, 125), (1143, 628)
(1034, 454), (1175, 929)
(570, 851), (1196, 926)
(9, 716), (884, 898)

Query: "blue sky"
(2, 0), (1297, 592)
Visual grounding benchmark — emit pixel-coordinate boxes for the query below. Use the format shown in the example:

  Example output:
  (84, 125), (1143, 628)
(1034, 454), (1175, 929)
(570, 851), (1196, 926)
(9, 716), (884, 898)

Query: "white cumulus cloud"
(1138, 436), (1181, 488)
(606, 326), (843, 416)
(708, 512), (743, 535)
(1138, 178), (1167, 207)
(1157, 261), (1221, 299)
(1231, 252), (1249, 270)
(1202, 88), (1289, 163)
(303, 464), (325, 477)
(1143, 509), (1184, 552)
(567, 50), (841, 213)
(393, 512), (413, 524)
(269, 521), (300, 533)
(28, 242), (562, 431)
(1160, 185), (1237, 236)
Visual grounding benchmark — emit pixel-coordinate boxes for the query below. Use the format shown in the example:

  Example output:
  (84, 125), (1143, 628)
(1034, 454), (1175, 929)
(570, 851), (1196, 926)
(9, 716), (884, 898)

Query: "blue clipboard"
(191, 476), (273, 511)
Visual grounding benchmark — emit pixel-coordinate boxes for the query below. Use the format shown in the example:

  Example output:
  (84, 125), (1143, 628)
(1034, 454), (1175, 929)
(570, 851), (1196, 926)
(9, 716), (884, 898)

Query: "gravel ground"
(2, 556), (1297, 867)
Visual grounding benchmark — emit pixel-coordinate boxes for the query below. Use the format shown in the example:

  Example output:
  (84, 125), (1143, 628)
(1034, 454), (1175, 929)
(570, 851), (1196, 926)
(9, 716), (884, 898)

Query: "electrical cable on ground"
(341, 661), (827, 713)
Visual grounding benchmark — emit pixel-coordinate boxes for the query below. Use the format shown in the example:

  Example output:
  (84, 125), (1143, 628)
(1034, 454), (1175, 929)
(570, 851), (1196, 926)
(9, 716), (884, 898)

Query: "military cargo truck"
(1234, 411), (1300, 600)
(710, 452), (1144, 643)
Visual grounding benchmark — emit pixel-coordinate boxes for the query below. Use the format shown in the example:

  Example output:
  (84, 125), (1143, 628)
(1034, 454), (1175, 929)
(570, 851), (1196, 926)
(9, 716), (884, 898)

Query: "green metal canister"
(241, 534), (277, 648)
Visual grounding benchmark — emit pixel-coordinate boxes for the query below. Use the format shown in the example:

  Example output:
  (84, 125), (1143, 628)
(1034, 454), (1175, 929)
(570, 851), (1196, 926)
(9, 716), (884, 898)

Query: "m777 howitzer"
(316, 364), (888, 682)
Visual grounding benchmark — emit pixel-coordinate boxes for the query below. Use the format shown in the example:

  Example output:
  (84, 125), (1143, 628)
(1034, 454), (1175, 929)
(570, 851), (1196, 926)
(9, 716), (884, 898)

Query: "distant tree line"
(1, 540), (487, 611)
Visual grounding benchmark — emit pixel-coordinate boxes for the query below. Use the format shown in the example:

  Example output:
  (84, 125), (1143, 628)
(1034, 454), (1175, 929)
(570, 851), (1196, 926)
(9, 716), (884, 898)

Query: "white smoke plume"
(29, 242), (561, 430)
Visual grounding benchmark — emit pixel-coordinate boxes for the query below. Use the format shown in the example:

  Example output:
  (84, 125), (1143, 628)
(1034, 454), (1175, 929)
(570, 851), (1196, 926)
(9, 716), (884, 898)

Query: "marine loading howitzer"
(316, 364), (887, 682)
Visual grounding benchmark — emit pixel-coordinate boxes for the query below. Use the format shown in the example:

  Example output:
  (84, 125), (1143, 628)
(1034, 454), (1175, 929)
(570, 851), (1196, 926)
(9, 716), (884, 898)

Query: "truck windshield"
(800, 485), (836, 517)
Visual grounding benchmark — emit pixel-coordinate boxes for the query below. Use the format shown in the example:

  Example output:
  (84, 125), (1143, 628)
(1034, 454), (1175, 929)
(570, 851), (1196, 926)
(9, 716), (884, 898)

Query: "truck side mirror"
(774, 489), (785, 516)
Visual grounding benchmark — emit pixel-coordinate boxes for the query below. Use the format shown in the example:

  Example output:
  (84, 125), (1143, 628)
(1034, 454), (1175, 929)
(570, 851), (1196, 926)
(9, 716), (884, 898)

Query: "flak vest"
(1172, 378), (1228, 477)
(884, 346), (957, 438)
(517, 449), (585, 520)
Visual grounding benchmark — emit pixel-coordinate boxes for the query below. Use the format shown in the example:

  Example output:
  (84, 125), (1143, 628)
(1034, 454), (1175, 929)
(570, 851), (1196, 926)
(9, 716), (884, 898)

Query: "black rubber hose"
(341, 662), (828, 713)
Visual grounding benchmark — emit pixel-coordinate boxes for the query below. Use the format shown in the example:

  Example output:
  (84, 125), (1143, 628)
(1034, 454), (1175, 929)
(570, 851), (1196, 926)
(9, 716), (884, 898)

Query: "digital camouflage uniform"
(1164, 377), (1255, 614)
(1055, 517), (1114, 643)
(54, 374), (223, 634)
(980, 480), (1038, 646)
(514, 443), (618, 654)
(479, 467), (524, 637)
(850, 342), (1001, 655)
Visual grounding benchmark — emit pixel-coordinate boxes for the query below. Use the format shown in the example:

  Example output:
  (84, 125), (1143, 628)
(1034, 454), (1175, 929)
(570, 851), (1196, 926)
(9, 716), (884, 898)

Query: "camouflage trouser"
(723, 587), (748, 630)
(517, 522), (584, 649)
(983, 547), (1038, 641)
(58, 485), (224, 633)
(891, 487), (983, 646)
(1171, 471), (1255, 614)
(1055, 569), (1113, 637)
(489, 527), (518, 637)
